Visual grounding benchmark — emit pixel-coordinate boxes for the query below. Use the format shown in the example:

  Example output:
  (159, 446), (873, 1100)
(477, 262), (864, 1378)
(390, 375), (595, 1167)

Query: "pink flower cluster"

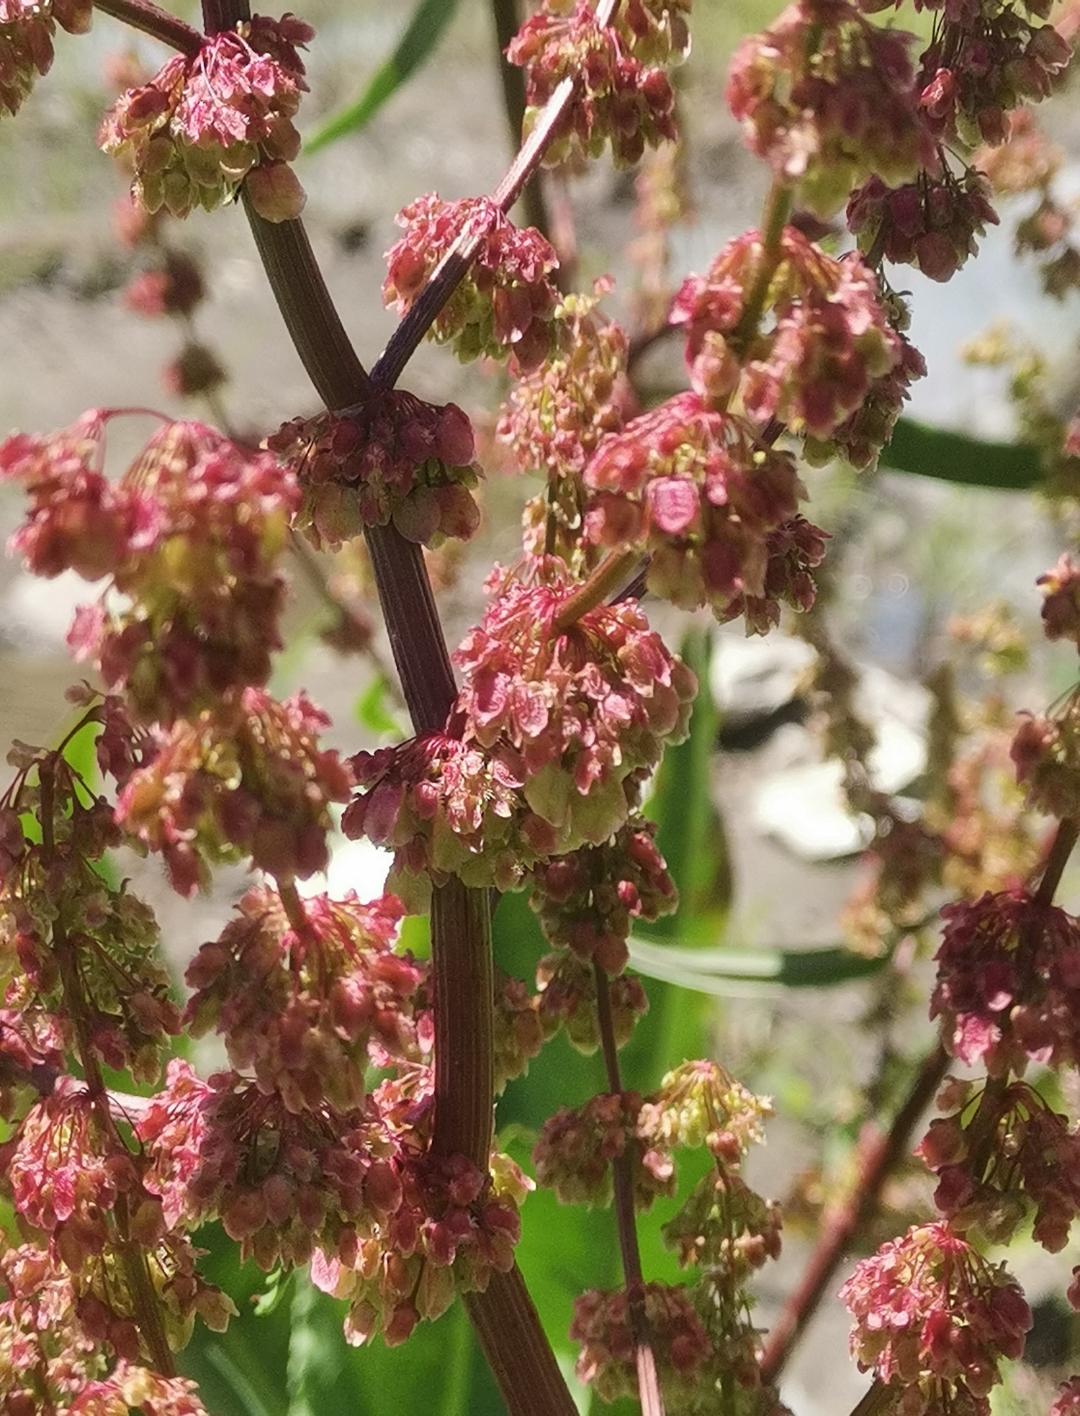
(918, 1077), (1080, 1251)
(98, 14), (313, 220)
(533, 1092), (675, 1208)
(846, 169), (999, 282)
(840, 1222), (1031, 1415)
(497, 283), (631, 482)
(384, 195), (559, 371)
(570, 1283), (711, 1405)
(115, 688), (353, 895)
(184, 886), (420, 1113)
(0, 0), (90, 119)
(492, 968), (551, 1093)
(726, 0), (935, 218)
(583, 390), (824, 626)
(671, 227), (907, 443)
(345, 561), (695, 895)
(528, 815), (676, 974)
(0, 413), (299, 725)
(268, 389), (480, 550)
(931, 889), (1080, 1076)
(0, 1241), (210, 1416)
(507, 0), (678, 168)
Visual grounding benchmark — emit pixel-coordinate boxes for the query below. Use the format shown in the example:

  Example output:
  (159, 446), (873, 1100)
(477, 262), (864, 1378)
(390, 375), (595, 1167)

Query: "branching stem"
(92, 0), (202, 54)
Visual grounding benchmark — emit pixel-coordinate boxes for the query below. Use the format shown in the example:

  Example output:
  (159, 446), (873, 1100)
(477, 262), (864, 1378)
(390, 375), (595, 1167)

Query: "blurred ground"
(3, 1), (1080, 1411)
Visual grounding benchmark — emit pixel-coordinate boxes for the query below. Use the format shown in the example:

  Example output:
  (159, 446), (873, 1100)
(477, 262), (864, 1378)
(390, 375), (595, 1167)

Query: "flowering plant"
(1, 0), (1080, 1411)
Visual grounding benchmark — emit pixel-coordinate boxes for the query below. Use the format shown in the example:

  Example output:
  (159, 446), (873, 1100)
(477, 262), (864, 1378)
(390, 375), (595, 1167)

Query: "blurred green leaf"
(304, 0), (459, 153)
(883, 418), (1041, 490)
(354, 675), (405, 739)
(286, 1271), (503, 1416)
(642, 628), (729, 943)
(628, 937), (888, 995)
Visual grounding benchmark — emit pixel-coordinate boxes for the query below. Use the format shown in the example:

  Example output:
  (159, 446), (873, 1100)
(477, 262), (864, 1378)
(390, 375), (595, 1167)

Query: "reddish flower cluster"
(913, 0), (1069, 148)
(115, 688), (353, 895)
(637, 1061), (773, 1162)
(663, 1170), (782, 1283)
(0, 1241), (211, 1416)
(846, 169), (999, 282)
(185, 886), (418, 1111)
(918, 1077), (1080, 1251)
(536, 951), (649, 1054)
(137, 1060), (400, 1271)
(614, 0), (692, 66)
(0, 0), (90, 119)
(311, 1144), (532, 1346)
(345, 562), (695, 895)
(1038, 554), (1080, 644)
(570, 1283), (711, 1404)
(840, 1223), (1031, 1414)
(670, 227), (907, 442)
(0, 414), (299, 725)
(492, 968), (551, 1093)
(528, 815), (676, 974)
(98, 14), (313, 220)
(1053, 1378), (1080, 1416)
(268, 390), (480, 550)
(1011, 696), (1080, 820)
(497, 283), (631, 481)
(726, 0), (935, 218)
(507, 0), (679, 168)
(533, 1092), (674, 1208)
(0, 752), (180, 1082)
(931, 889), (1080, 1076)
(583, 390), (823, 625)
(383, 195), (559, 371)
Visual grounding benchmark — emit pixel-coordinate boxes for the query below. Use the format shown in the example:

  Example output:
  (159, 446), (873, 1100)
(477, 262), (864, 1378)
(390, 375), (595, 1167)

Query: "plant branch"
(594, 962), (664, 1416)
(729, 180), (793, 354)
(552, 549), (645, 632)
(464, 1268), (580, 1416)
(92, 0), (203, 55)
(1034, 816), (1079, 905)
(490, 0), (553, 247)
(759, 1041), (950, 1384)
(370, 0), (617, 389)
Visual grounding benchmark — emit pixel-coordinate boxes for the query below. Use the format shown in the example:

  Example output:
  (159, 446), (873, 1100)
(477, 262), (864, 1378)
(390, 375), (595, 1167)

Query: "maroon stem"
(1034, 817), (1079, 906)
(594, 963), (665, 1416)
(758, 1041), (950, 1385)
(464, 1269), (579, 1416)
(490, 0), (552, 246)
(93, 0), (202, 54)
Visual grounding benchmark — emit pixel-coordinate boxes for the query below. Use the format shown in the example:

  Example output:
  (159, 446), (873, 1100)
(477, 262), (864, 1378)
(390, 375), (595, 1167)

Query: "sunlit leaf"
(304, 0), (460, 153)
(628, 936), (888, 995)
(883, 418), (1041, 490)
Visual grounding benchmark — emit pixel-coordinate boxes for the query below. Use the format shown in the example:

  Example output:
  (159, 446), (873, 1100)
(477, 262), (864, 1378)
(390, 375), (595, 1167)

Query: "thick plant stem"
(465, 1268), (580, 1416)
(553, 549), (644, 632)
(594, 964), (664, 1416)
(1034, 816), (1079, 905)
(93, 0), (202, 54)
(759, 1041), (950, 1384)
(429, 879), (495, 1165)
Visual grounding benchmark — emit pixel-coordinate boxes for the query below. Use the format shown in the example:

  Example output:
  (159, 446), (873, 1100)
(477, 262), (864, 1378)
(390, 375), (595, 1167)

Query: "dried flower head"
(846, 168), (999, 282)
(0, 0), (91, 119)
(533, 1092), (675, 1208)
(570, 1283), (712, 1404)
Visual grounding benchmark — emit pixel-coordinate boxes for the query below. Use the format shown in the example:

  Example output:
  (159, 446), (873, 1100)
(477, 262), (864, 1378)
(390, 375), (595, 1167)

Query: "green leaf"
(642, 628), (730, 944)
(882, 418), (1041, 490)
(354, 675), (406, 740)
(304, 0), (459, 153)
(627, 936), (889, 995)
(286, 1271), (504, 1416)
